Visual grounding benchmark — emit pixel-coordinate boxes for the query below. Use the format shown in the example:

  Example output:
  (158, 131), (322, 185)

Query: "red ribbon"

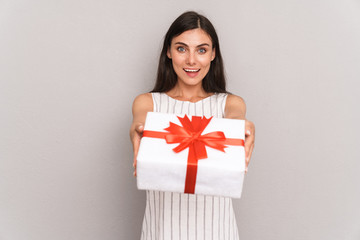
(143, 115), (244, 194)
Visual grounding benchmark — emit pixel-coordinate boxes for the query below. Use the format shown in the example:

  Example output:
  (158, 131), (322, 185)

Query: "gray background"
(1, 0), (359, 239)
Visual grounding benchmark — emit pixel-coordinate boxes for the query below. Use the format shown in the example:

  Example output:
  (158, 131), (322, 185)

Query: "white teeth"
(184, 69), (200, 72)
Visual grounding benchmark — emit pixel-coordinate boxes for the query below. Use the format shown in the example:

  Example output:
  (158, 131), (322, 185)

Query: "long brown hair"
(151, 11), (227, 93)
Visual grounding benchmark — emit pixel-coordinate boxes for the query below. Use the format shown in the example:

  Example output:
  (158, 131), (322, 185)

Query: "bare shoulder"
(132, 93), (153, 112)
(132, 92), (153, 123)
(133, 92), (152, 104)
(224, 94), (246, 119)
(226, 94), (246, 106)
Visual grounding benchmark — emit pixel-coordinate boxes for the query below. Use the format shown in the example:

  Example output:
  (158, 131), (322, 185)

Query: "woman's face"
(167, 28), (215, 88)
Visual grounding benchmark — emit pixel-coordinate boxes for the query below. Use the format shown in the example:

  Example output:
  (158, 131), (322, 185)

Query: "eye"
(198, 48), (207, 54)
(177, 47), (185, 52)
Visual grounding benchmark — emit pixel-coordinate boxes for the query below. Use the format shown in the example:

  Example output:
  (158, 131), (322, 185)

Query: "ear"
(211, 48), (216, 61)
(167, 48), (172, 59)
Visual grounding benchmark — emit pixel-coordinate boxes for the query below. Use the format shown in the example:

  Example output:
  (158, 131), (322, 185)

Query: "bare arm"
(224, 94), (255, 172)
(129, 93), (153, 176)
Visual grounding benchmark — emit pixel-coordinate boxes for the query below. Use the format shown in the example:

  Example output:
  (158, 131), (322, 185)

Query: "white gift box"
(136, 112), (246, 198)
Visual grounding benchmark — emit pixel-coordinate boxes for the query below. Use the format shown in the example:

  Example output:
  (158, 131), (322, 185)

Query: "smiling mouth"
(183, 68), (200, 73)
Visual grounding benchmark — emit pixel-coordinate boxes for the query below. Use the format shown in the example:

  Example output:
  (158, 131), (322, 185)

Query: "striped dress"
(140, 92), (240, 240)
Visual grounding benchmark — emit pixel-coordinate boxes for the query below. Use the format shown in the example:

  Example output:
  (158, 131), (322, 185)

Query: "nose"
(186, 51), (196, 66)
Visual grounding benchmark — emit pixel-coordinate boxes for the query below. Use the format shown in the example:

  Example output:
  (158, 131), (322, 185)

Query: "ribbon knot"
(142, 114), (244, 194)
(163, 115), (228, 193)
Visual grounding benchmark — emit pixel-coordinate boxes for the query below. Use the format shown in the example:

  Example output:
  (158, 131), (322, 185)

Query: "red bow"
(143, 115), (244, 194)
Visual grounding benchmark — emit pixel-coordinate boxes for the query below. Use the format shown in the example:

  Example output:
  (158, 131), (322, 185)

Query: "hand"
(244, 120), (255, 173)
(131, 123), (144, 177)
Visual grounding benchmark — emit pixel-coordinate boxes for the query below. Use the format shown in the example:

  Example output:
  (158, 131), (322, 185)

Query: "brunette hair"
(151, 11), (227, 93)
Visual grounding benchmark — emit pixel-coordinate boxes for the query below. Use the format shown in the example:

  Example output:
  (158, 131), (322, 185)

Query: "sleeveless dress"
(140, 92), (240, 240)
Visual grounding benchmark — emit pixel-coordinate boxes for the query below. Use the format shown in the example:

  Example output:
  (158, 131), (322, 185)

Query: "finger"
(132, 138), (141, 178)
(244, 121), (254, 175)
(133, 143), (139, 165)
(132, 124), (144, 176)
(132, 125), (143, 156)
(245, 120), (255, 134)
(133, 156), (137, 169)
(247, 144), (254, 166)
(244, 127), (255, 156)
(135, 124), (144, 134)
(245, 144), (254, 175)
(133, 145), (140, 176)
(244, 129), (251, 159)
(133, 156), (137, 178)
(132, 132), (141, 157)
(244, 134), (251, 161)
(244, 134), (254, 169)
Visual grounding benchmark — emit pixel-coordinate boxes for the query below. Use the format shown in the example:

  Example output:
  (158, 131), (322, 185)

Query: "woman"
(130, 11), (255, 240)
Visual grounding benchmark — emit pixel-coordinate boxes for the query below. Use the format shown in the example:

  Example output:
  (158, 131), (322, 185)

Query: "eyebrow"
(174, 42), (210, 47)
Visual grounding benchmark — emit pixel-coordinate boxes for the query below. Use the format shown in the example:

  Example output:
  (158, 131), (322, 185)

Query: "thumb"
(135, 123), (144, 134)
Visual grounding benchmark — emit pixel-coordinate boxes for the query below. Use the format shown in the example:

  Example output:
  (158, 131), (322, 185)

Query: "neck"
(166, 82), (212, 102)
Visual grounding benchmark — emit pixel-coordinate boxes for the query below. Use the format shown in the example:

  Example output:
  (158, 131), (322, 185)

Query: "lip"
(183, 68), (200, 72)
(183, 68), (200, 78)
